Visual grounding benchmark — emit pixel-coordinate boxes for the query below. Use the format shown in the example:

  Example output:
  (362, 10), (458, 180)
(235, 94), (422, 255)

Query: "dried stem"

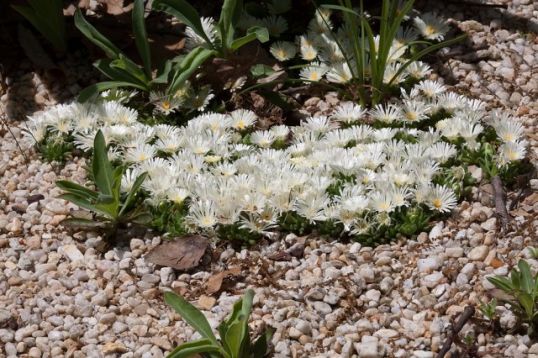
(436, 305), (476, 358)
(491, 175), (510, 230)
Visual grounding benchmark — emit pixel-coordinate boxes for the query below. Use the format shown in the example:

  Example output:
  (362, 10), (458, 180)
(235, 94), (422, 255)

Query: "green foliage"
(38, 134), (73, 163)
(217, 224), (262, 245)
(151, 201), (190, 237)
(12, 0), (66, 52)
(164, 289), (273, 358)
(56, 130), (150, 237)
(488, 260), (538, 336)
(479, 298), (497, 321)
(316, 0), (465, 106)
(74, 1), (214, 101)
(153, 0), (269, 58)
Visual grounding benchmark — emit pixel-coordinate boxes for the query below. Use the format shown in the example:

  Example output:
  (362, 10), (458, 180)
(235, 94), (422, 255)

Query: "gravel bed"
(1, 2), (538, 357)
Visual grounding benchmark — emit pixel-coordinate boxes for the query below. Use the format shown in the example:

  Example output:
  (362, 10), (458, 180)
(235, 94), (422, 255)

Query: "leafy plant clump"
(56, 130), (150, 239)
(165, 289), (272, 357)
(267, 0), (465, 106)
(75, 0), (215, 114)
(488, 260), (538, 336)
(22, 78), (528, 245)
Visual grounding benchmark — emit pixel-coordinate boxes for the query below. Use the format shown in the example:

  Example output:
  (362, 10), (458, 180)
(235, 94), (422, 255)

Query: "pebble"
(468, 246), (489, 261)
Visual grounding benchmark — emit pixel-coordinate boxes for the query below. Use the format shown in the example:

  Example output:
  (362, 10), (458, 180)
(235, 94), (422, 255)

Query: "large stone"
(468, 246), (489, 261)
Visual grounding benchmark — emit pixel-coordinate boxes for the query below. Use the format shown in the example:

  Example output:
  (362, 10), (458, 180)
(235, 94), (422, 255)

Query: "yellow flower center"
(432, 198), (442, 209)
(424, 25), (436, 36)
(405, 111), (418, 121)
(162, 101), (170, 110)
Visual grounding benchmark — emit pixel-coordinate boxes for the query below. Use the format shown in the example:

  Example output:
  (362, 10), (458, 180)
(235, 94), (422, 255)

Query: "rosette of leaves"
(488, 260), (538, 336)
(56, 130), (150, 238)
(164, 289), (273, 358)
(74, 0), (214, 102)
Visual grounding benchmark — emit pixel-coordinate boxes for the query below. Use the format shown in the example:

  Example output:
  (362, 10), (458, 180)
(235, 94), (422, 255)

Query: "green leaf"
(488, 276), (514, 293)
(78, 81), (147, 103)
(320, 3), (360, 16)
(152, 0), (213, 46)
(518, 260), (534, 294)
(164, 291), (219, 346)
(167, 339), (221, 358)
(250, 64), (274, 78)
(60, 217), (108, 229)
(56, 180), (98, 200)
(110, 55), (150, 87)
(230, 26), (269, 51)
(251, 328), (274, 358)
(128, 211), (153, 225)
(223, 290), (254, 357)
(167, 47), (215, 95)
(92, 130), (114, 196)
(218, 0), (243, 48)
(74, 9), (121, 59)
(152, 60), (174, 84)
(518, 293), (535, 320)
(93, 59), (148, 87)
(387, 34), (467, 86)
(120, 172), (148, 216)
(58, 193), (113, 218)
(133, 0), (152, 78)
(12, 0), (66, 52)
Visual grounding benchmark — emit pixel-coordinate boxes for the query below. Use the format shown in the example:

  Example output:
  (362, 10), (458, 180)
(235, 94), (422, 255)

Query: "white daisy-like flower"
(270, 41), (297, 61)
(413, 12), (449, 41)
(166, 188), (190, 204)
(416, 80), (446, 99)
(250, 130), (276, 148)
(230, 109), (257, 130)
(299, 62), (328, 82)
(401, 100), (431, 123)
(405, 61), (432, 79)
(185, 17), (217, 49)
(270, 125), (290, 140)
(332, 102), (366, 123)
(326, 62), (353, 83)
(262, 15), (288, 37)
(125, 143), (156, 163)
(186, 199), (218, 229)
(370, 104), (402, 124)
(426, 184), (457, 213)
(498, 141), (527, 165)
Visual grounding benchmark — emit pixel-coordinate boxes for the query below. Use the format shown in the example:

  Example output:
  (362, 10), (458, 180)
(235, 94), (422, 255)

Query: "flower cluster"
(269, 9), (448, 85)
(23, 80), (526, 240)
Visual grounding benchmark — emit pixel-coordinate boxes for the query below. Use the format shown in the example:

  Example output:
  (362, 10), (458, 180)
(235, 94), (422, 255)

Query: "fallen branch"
(491, 175), (510, 230)
(436, 305), (476, 358)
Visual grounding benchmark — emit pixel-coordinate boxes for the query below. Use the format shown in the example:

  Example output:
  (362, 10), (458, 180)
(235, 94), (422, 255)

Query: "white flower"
(185, 17), (217, 49)
(270, 125), (290, 140)
(413, 12), (449, 41)
(166, 188), (190, 204)
(270, 41), (297, 61)
(299, 63), (328, 82)
(326, 62), (353, 83)
(416, 80), (446, 99)
(125, 143), (156, 163)
(332, 102), (366, 123)
(231, 109), (257, 130)
(251, 130), (276, 148)
(427, 185), (457, 213)
(498, 141), (527, 165)
(405, 61), (431, 79)
(262, 15), (288, 37)
(186, 199), (218, 228)
(401, 100), (431, 123)
(370, 104), (401, 123)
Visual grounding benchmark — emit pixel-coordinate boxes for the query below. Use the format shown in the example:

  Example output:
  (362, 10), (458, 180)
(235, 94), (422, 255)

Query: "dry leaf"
(206, 266), (241, 295)
(145, 235), (209, 271)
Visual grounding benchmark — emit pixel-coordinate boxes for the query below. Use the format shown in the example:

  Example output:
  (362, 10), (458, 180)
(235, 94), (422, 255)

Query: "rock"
(421, 272), (444, 288)
(354, 338), (382, 358)
(445, 247), (464, 258)
(374, 329), (399, 339)
(289, 327), (302, 339)
(468, 246), (489, 261)
(429, 222), (443, 239)
(413, 351), (434, 358)
(313, 301), (332, 315)
(481, 218), (496, 231)
(59, 244), (84, 262)
(102, 342), (128, 354)
(364, 289), (381, 303)
(417, 257), (441, 273)
(197, 295), (216, 310)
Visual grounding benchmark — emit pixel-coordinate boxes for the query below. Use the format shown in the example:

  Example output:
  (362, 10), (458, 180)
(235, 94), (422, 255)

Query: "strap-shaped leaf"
(164, 291), (219, 346)
(152, 60), (173, 84)
(110, 55), (150, 87)
(518, 260), (534, 294)
(251, 327), (274, 358)
(119, 172), (148, 216)
(74, 9), (121, 59)
(12, 0), (66, 52)
(167, 339), (221, 358)
(224, 289), (254, 357)
(60, 217), (108, 229)
(92, 131), (114, 196)
(133, 0), (152, 78)
(59, 193), (113, 218)
(78, 81), (147, 103)
(167, 48), (215, 94)
(487, 276), (514, 293)
(56, 180), (98, 200)
(218, 0), (243, 48)
(94, 59), (148, 87)
(152, 0), (212, 46)
(230, 26), (269, 51)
